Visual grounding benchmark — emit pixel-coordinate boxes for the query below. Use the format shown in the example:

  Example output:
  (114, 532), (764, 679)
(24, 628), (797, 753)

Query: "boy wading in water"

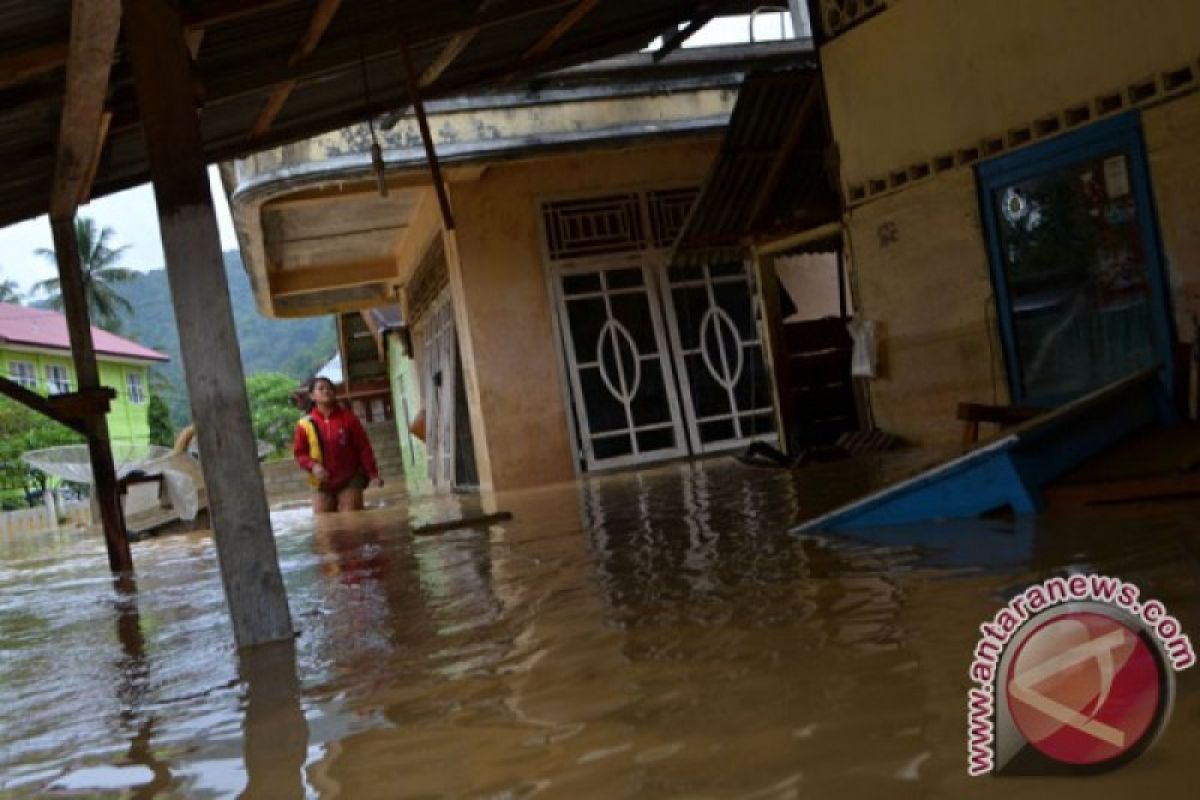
(293, 376), (383, 513)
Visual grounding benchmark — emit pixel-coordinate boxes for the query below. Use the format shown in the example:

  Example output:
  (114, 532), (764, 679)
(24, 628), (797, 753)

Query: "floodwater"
(1, 455), (1198, 798)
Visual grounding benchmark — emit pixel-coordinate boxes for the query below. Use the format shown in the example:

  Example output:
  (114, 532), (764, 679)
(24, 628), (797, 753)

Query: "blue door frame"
(976, 112), (1175, 407)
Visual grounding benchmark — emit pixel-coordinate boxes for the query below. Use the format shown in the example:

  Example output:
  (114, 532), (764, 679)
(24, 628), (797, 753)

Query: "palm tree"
(32, 217), (137, 331)
(0, 278), (21, 304)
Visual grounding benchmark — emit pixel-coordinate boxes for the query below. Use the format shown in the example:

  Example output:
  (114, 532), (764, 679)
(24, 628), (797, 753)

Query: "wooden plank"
(0, 43), (69, 91)
(270, 259), (398, 295)
(797, 368), (1170, 531)
(123, 0), (293, 648)
(248, 0), (343, 141)
(0, 377), (89, 434)
(50, 0), (121, 220)
(522, 0), (601, 61)
(50, 215), (133, 574)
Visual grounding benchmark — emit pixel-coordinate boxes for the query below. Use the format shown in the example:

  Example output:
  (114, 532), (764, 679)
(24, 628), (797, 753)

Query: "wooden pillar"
(50, 215), (133, 574)
(122, 0), (292, 648)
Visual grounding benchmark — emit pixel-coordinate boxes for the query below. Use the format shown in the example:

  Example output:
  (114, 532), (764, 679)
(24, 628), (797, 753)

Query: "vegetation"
(0, 278), (21, 304)
(245, 372), (302, 457)
(114, 251), (336, 427)
(147, 394), (174, 448)
(32, 217), (138, 332)
(0, 397), (84, 509)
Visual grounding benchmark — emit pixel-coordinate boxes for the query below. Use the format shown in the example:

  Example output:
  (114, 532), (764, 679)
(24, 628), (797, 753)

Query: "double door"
(554, 258), (775, 472)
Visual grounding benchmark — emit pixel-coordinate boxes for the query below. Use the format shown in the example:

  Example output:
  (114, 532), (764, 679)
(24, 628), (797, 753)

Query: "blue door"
(977, 113), (1174, 406)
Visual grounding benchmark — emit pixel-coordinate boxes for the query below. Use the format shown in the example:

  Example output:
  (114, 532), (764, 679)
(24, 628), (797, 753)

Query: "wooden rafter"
(50, 0), (121, 220)
(249, 0), (343, 141)
(522, 0), (600, 61)
(746, 81), (822, 230)
(419, 0), (500, 88)
(0, 0), (301, 92)
(0, 377), (116, 435)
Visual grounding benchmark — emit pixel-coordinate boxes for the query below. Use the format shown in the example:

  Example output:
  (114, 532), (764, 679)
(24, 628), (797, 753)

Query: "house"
(226, 32), (811, 492)
(0, 303), (169, 445)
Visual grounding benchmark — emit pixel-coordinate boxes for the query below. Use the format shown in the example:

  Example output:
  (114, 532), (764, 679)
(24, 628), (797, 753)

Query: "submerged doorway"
(415, 289), (478, 490)
(978, 113), (1174, 406)
(542, 189), (776, 473)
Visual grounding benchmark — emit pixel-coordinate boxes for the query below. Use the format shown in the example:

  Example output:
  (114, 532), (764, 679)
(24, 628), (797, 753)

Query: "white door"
(659, 261), (776, 454)
(419, 291), (457, 489)
(553, 261), (689, 470)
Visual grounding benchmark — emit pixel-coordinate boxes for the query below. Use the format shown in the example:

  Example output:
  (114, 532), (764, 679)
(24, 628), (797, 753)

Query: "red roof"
(0, 303), (168, 363)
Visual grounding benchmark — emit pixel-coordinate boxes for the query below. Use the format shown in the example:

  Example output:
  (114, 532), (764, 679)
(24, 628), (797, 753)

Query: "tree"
(0, 397), (84, 507)
(0, 278), (21, 304)
(32, 217), (138, 332)
(245, 372), (302, 458)
(147, 394), (174, 448)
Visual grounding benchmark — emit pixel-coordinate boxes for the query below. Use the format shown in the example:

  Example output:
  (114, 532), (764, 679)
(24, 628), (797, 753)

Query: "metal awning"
(0, 0), (767, 228)
(671, 66), (841, 264)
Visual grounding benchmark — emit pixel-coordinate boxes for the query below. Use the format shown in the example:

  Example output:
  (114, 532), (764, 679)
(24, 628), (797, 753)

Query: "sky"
(0, 166), (239, 297)
(0, 11), (806, 299)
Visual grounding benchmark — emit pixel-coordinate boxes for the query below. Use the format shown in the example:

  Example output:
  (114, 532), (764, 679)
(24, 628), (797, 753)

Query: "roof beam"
(249, 0), (343, 141)
(522, 0), (600, 61)
(50, 0), (122, 220)
(746, 80), (822, 231)
(419, 0), (501, 88)
(0, 1), (299, 92)
(270, 259), (398, 296)
(654, 12), (714, 62)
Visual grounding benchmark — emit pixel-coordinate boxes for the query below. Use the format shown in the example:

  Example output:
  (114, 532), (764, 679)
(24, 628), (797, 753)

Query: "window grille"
(646, 187), (700, 248)
(542, 193), (646, 261)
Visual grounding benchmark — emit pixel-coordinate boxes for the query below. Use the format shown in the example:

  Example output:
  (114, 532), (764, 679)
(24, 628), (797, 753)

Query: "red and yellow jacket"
(293, 405), (380, 490)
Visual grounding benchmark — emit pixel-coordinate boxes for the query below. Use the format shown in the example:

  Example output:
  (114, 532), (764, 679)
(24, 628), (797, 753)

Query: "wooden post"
(399, 39), (456, 231)
(50, 215), (134, 574)
(122, 0), (293, 648)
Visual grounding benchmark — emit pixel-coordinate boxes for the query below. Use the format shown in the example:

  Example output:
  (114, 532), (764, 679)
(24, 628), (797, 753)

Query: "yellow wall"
(1144, 90), (1200, 331)
(846, 168), (1006, 446)
(446, 138), (720, 491)
(821, 0), (1200, 446)
(823, 0), (1200, 190)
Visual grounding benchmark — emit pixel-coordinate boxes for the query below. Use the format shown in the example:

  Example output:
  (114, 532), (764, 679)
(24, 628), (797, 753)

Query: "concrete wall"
(445, 138), (721, 490)
(820, 0), (1200, 446)
(845, 169), (1006, 446)
(1144, 90), (1200, 331)
(823, 0), (1200, 191)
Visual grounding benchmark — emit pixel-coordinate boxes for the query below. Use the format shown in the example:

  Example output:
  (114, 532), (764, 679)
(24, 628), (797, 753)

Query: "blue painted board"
(796, 368), (1170, 532)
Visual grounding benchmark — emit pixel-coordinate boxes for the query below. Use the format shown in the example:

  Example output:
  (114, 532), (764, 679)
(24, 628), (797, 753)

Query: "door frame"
(976, 111), (1175, 406)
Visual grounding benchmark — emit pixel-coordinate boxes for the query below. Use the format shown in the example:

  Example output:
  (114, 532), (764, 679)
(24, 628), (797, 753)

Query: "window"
(126, 371), (146, 404)
(46, 365), (71, 395)
(9, 361), (36, 389)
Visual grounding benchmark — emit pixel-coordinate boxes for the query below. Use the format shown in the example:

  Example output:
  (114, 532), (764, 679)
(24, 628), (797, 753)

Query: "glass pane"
(636, 428), (676, 453)
(993, 150), (1158, 401)
(580, 368), (628, 434)
(565, 296), (607, 362)
(670, 286), (709, 351)
(562, 272), (602, 295)
(699, 419), (736, 443)
(630, 362), (673, 427)
(605, 267), (644, 290)
(608, 292), (658, 354)
(593, 434), (634, 461)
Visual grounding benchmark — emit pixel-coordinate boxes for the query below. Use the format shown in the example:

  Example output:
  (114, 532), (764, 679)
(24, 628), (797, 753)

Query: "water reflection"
(239, 640), (307, 799)
(0, 457), (1197, 797)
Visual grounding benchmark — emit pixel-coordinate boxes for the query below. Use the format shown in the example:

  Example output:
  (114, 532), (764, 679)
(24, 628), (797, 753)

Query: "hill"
(115, 252), (336, 426)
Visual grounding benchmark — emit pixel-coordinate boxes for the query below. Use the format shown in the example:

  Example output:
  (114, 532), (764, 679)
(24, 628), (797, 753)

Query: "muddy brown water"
(1, 455), (1197, 798)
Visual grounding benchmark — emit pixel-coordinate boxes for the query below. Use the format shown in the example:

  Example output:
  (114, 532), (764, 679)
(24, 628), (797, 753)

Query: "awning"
(672, 66), (841, 265)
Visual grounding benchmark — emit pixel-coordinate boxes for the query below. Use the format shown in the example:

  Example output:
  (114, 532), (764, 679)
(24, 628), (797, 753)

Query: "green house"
(0, 302), (168, 445)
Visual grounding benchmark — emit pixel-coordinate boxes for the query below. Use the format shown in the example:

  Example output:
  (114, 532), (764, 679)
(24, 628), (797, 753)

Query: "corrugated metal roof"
(672, 66), (841, 263)
(0, 302), (170, 362)
(0, 0), (767, 228)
